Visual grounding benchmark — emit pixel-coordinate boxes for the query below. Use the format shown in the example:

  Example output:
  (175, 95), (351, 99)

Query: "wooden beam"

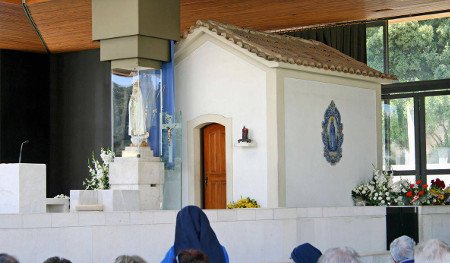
(0, 2), (46, 52)
(0, 0), (53, 4)
(26, 0), (54, 4)
(0, 0), (21, 5)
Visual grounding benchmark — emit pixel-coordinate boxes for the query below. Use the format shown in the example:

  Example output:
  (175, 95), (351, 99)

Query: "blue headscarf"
(174, 206), (226, 263)
(291, 243), (322, 263)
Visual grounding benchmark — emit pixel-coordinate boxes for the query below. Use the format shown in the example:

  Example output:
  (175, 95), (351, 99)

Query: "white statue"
(128, 76), (149, 147)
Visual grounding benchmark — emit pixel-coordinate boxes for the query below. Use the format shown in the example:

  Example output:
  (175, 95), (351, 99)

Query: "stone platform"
(70, 147), (164, 211)
(2, 206), (448, 263)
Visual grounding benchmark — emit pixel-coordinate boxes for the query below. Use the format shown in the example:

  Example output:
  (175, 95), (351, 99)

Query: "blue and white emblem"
(322, 100), (343, 165)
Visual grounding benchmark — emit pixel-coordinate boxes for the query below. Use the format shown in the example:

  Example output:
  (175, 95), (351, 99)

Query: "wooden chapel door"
(203, 123), (226, 209)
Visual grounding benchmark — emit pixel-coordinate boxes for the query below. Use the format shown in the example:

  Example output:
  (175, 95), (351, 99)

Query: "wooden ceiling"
(0, 0), (449, 53)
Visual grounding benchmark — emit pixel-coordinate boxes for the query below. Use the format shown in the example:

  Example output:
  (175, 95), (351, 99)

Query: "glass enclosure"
(112, 70), (162, 156)
(112, 68), (182, 210)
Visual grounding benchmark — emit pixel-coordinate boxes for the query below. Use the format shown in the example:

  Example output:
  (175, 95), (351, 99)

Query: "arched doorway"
(187, 114), (232, 208)
(202, 123), (226, 209)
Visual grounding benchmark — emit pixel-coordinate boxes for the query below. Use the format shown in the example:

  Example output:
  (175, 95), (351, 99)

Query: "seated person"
(175, 249), (209, 263)
(291, 243), (322, 263)
(43, 257), (71, 263)
(414, 239), (450, 263)
(318, 247), (361, 263)
(114, 255), (147, 263)
(390, 235), (415, 263)
(161, 206), (229, 263)
(0, 253), (19, 263)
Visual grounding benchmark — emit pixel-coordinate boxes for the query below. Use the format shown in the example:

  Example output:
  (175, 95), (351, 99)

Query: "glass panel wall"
(162, 111), (182, 209)
(382, 80), (450, 183)
(425, 95), (450, 170)
(383, 98), (415, 171)
(366, 13), (450, 82)
(366, 23), (385, 73)
(388, 16), (450, 82)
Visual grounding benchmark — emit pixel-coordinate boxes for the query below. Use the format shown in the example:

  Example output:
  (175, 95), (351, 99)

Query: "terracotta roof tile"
(181, 20), (396, 80)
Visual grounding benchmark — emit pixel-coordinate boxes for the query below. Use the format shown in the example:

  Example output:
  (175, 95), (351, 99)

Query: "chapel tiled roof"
(181, 20), (396, 80)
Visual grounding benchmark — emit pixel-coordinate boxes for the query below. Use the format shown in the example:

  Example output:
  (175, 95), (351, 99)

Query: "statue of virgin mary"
(128, 77), (148, 146)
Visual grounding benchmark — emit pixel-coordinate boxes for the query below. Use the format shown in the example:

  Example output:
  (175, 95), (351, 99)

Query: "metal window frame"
(382, 79), (450, 180)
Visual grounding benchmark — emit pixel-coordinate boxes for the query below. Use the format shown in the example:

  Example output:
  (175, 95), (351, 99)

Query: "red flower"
(416, 180), (422, 185)
(410, 184), (415, 188)
(431, 178), (446, 189)
(418, 190), (424, 196)
(422, 184), (428, 189)
(406, 191), (413, 197)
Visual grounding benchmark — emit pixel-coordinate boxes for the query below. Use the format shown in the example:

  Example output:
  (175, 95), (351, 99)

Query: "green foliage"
(366, 26), (384, 73)
(367, 17), (450, 82)
(425, 95), (450, 149)
(371, 18), (450, 166)
(113, 82), (132, 156)
(388, 99), (413, 150)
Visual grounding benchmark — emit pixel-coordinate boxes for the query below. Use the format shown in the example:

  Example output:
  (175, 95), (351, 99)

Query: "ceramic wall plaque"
(322, 100), (343, 165)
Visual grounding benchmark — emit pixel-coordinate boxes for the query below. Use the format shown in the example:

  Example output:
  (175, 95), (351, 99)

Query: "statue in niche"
(128, 77), (149, 147)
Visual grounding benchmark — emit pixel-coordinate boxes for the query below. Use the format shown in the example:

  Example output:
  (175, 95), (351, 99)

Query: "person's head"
(175, 249), (209, 263)
(43, 257), (71, 263)
(114, 255), (147, 263)
(414, 239), (450, 263)
(174, 206), (225, 263)
(390, 235), (416, 262)
(318, 247), (361, 263)
(291, 243), (322, 263)
(0, 254), (19, 263)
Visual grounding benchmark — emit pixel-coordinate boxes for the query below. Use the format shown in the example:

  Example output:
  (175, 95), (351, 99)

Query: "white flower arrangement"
(352, 167), (402, 206)
(83, 148), (115, 190)
(353, 168), (450, 206)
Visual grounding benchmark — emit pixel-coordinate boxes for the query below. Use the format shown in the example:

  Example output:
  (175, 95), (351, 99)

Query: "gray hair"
(414, 239), (450, 263)
(318, 247), (361, 263)
(390, 235), (416, 262)
(114, 255), (147, 263)
(0, 253), (19, 263)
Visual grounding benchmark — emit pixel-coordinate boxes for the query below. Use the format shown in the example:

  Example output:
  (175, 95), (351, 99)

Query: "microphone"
(19, 140), (29, 163)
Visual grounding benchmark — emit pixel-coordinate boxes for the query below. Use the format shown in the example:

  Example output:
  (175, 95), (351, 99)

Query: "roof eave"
(177, 26), (395, 85)
(274, 62), (395, 84)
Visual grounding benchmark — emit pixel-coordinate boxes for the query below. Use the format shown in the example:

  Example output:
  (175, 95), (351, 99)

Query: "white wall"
(284, 78), (378, 207)
(419, 206), (450, 243)
(175, 40), (268, 206)
(0, 207), (390, 263)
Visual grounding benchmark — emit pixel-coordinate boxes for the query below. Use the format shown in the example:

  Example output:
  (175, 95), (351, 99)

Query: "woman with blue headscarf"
(161, 206), (229, 263)
(291, 243), (322, 263)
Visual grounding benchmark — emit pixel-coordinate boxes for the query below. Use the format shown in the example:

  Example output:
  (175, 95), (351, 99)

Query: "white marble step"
(114, 156), (161, 163)
(109, 161), (164, 185)
(121, 146), (155, 158)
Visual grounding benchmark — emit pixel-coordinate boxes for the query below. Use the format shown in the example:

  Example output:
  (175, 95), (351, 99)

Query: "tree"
(425, 95), (450, 149)
(370, 17), (450, 166)
(366, 17), (450, 82)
